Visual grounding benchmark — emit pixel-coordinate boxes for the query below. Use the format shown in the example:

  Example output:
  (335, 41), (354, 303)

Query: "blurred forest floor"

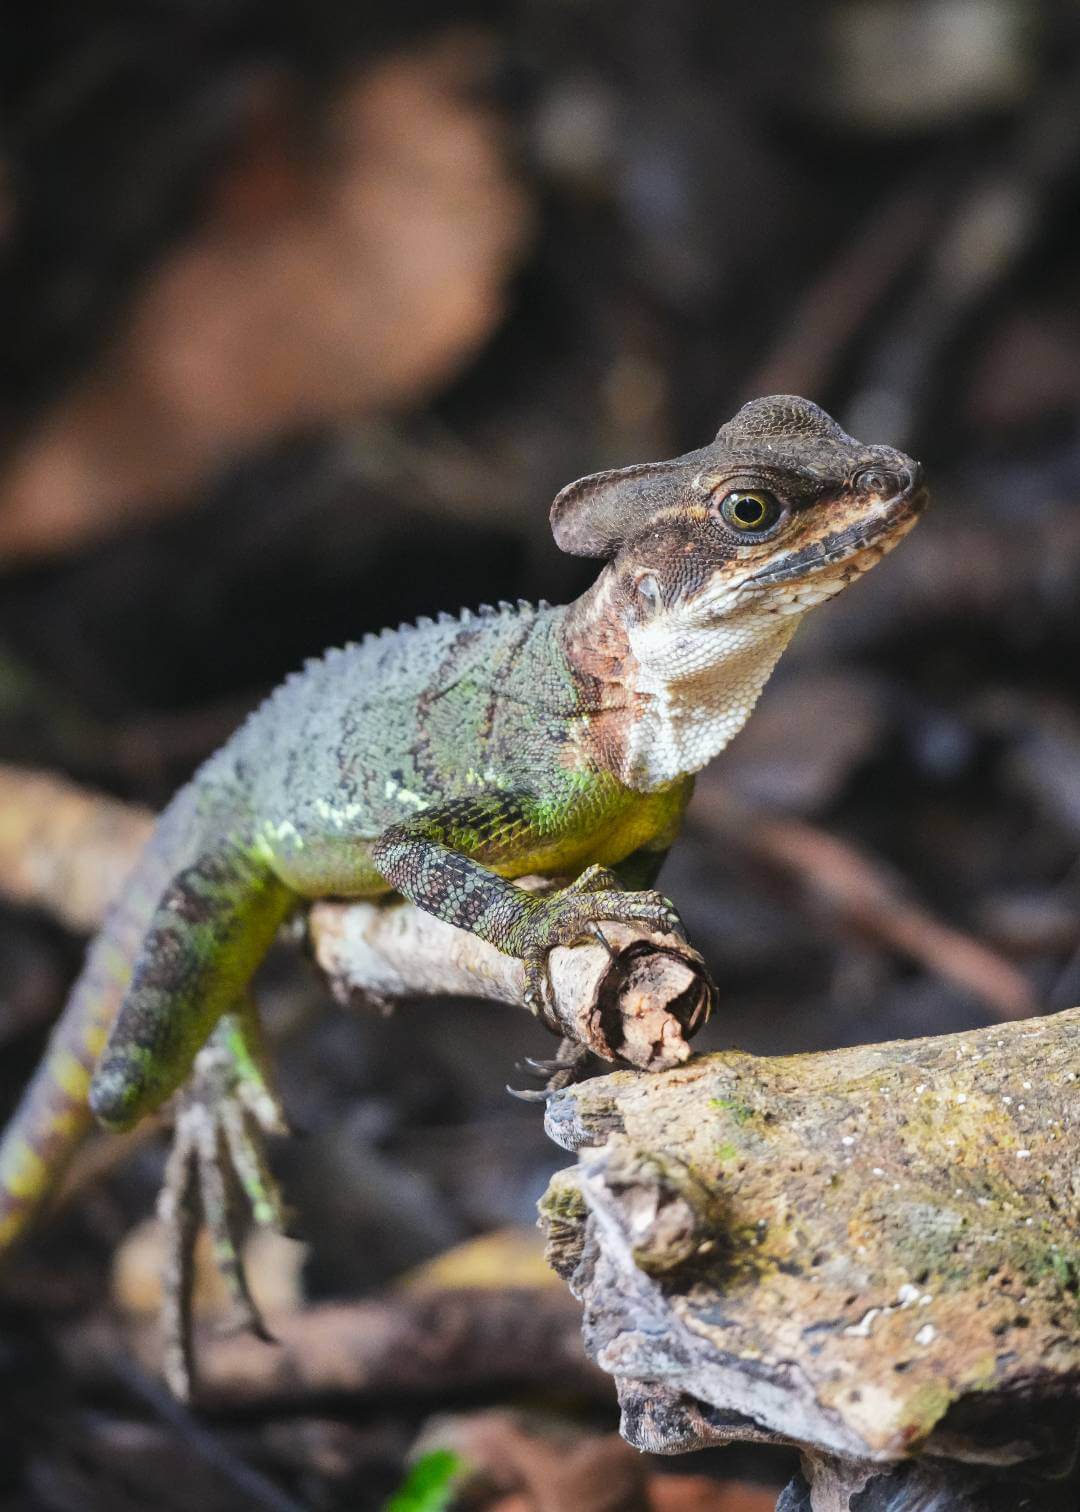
(1, 2), (1080, 1508)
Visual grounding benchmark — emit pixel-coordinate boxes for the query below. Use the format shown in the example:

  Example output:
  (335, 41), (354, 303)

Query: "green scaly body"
(0, 395), (926, 1253)
(0, 600), (688, 1243)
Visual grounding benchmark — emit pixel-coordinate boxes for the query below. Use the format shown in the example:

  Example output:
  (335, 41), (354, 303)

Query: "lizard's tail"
(0, 927), (132, 1248)
(0, 779), (200, 1251)
(0, 765), (246, 1251)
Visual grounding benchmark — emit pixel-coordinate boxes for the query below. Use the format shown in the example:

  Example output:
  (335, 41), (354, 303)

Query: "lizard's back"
(237, 600), (601, 865)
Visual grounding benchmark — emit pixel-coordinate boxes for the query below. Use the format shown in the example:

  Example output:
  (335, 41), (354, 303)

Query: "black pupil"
(734, 496), (766, 525)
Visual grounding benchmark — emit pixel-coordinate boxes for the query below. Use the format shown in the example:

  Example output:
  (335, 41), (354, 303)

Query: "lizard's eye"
(718, 490), (782, 533)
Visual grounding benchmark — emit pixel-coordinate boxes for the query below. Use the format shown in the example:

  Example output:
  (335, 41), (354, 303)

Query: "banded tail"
(0, 776), (222, 1249)
(0, 930), (130, 1245)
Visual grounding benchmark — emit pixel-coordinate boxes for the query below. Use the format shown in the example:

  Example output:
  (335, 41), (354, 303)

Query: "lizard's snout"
(857, 458), (928, 528)
(895, 459), (926, 503)
(891, 459), (929, 518)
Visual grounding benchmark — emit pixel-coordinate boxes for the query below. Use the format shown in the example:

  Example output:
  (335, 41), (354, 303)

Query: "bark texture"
(539, 1007), (1080, 1478)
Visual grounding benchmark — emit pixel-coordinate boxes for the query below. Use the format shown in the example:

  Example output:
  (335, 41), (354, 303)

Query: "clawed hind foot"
(507, 1037), (594, 1101)
(158, 1009), (291, 1400)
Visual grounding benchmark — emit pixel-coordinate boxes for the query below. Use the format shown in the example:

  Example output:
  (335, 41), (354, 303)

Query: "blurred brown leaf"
(418, 1410), (779, 1511)
(0, 30), (530, 564)
(649, 1482), (778, 1512)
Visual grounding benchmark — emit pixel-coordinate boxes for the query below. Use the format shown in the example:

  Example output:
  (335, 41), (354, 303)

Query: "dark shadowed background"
(1, 2), (1079, 1508)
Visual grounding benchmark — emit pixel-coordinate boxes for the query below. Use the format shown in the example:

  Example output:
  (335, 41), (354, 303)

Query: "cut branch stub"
(310, 895), (714, 1070)
(539, 1006), (1080, 1470)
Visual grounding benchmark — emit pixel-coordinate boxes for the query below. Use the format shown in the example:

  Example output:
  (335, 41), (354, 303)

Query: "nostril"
(853, 466), (898, 496)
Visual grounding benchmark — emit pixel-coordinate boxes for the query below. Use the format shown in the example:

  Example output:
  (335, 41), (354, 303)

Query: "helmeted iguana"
(0, 395), (926, 1352)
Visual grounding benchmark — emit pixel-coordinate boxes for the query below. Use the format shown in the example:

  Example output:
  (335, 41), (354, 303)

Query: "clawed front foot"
(158, 1009), (290, 1400)
(514, 864), (686, 1023)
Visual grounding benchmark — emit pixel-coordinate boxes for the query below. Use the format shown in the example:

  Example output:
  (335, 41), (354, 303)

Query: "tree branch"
(310, 896), (712, 1069)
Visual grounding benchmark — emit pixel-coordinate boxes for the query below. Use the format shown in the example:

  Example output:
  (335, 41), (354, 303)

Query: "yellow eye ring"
(719, 490), (781, 532)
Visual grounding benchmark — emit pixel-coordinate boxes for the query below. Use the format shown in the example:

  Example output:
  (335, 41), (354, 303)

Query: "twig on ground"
(108, 1355), (308, 1512)
(64, 1287), (608, 1409)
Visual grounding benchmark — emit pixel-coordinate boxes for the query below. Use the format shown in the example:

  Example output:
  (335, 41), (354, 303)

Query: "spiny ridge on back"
(354, 597), (546, 647)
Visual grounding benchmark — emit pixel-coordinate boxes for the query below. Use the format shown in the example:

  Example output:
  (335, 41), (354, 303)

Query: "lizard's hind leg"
(88, 838), (295, 1132)
(159, 1001), (290, 1399)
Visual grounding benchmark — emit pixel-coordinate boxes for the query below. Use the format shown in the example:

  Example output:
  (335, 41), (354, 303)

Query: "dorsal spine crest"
(315, 598), (544, 669)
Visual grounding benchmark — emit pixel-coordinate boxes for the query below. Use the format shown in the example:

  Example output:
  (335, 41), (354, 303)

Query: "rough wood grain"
(539, 1006), (1080, 1477)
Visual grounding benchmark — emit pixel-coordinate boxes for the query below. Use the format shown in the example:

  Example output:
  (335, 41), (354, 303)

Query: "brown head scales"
(552, 395), (928, 789)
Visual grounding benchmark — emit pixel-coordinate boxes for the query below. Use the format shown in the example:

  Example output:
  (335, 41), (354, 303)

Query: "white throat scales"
(620, 612), (799, 790)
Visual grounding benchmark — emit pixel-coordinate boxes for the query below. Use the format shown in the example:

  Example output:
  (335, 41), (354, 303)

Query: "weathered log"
(539, 1007), (1080, 1509)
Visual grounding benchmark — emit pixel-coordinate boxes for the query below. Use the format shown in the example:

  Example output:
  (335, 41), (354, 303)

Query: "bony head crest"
(550, 455), (704, 559)
(715, 394), (852, 447)
(549, 395), (855, 561)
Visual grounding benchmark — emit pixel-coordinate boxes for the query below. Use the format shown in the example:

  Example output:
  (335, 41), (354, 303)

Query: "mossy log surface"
(539, 1007), (1080, 1470)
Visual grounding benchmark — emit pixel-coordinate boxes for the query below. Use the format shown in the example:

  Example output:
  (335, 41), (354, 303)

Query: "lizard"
(0, 394), (926, 1364)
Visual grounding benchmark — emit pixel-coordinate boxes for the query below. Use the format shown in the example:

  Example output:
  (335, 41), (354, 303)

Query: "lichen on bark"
(539, 1006), (1080, 1469)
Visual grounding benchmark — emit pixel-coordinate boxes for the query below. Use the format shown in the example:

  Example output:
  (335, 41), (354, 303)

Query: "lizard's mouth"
(745, 470), (927, 590)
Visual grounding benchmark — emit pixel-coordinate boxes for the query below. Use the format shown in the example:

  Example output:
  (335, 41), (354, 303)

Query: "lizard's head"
(552, 394), (927, 652)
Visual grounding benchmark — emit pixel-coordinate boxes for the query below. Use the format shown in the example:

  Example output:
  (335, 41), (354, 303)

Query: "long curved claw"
(505, 1083), (554, 1103)
(157, 1006), (291, 1397)
(158, 1125), (201, 1402)
(589, 923), (616, 957)
(508, 1035), (593, 1101)
(522, 956), (561, 1033)
(518, 1055), (573, 1078)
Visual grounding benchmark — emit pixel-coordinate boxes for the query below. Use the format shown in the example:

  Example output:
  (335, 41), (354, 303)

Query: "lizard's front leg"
(370, 796), (685, 1022)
